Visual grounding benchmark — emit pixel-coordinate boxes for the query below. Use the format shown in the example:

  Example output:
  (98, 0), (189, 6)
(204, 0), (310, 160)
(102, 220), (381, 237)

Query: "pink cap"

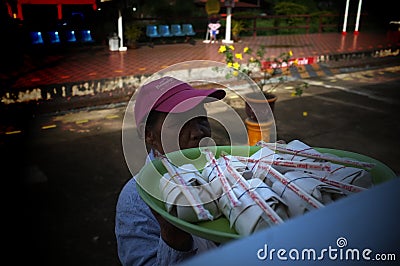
(134, 76), (226, 126)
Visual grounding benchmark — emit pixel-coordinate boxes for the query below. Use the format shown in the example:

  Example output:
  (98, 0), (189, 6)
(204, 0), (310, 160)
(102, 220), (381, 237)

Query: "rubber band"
(330, 165), (346, 174)
(278, 176), (316, 198)
(207, 164), (220, 182)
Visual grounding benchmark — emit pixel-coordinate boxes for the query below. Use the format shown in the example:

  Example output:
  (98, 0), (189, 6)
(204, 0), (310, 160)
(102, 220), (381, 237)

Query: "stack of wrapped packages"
(158, 140), (374, 237)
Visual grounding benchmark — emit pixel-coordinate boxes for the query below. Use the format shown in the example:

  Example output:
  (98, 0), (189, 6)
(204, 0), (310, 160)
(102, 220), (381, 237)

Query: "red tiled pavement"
(3, 31), (399, 90)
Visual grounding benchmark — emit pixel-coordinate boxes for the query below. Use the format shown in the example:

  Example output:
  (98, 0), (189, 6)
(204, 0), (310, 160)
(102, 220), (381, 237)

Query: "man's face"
(150, 104), (212, 154)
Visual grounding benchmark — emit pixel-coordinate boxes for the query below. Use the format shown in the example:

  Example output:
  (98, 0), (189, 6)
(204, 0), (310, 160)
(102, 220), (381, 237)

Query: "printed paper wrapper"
(272, 170), (345, 217)
(280, 140), (373, 188)
(159, 164), (221, 222)
(218, 178), (288, 236)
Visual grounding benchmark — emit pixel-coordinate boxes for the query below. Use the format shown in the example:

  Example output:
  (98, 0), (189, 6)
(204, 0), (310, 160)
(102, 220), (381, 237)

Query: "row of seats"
(30, 30), (94, 45)
(146, 24), (196, 39)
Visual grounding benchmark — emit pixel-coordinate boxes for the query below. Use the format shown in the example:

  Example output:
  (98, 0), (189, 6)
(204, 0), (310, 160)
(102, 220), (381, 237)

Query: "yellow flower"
(217, 44), (308, 100)
(303, 111), (308, 117)
(232, 62), (240, 70)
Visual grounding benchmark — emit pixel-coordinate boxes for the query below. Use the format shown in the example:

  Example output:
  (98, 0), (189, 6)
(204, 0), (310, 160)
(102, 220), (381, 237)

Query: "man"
(115, 76), (226, 265)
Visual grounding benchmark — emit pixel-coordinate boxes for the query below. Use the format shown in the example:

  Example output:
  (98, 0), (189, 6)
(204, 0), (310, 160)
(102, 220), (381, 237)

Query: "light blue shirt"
(115, 151), (217, 265)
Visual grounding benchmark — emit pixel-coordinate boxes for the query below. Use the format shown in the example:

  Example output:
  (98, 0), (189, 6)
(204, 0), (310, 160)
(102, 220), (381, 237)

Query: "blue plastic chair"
(171, 24), (185, 37)
(48, 31), (61, 44)
(146, 25), (161, 38)
(182, 24), (196, 36)
(30, 32), (44, 45)
(65, 30), (77, 43)
(158, 25), (173, 37)
(80, 30), (94, 42)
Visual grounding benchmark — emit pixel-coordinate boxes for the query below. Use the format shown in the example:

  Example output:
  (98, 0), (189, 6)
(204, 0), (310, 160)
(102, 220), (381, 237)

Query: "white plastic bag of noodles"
(202, 155), (248, 180)
(247, 178), (289, 221)
(218, 178), (288, 236)
(219, 155), (249, 175)
(272, 170), (346, 217)
(279, 140), (373, 188)
(247, 146), (284, 180)
(201, 156), (248, 197)
(159, 163), (221, 223)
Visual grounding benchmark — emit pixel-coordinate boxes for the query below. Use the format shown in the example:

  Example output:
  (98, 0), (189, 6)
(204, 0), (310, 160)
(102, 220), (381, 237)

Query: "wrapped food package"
(266, 140), (374, 188)
(218, 178), (288, 236)
(272, 170), (346, 217)
(159, 163), (221, 223)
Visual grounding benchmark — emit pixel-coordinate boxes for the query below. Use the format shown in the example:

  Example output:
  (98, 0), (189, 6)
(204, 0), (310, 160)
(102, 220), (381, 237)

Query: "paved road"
(2, 62), (400, 265)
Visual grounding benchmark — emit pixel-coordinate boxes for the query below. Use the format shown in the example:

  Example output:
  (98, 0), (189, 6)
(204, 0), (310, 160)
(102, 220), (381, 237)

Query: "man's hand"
(150, 208), (193, 251)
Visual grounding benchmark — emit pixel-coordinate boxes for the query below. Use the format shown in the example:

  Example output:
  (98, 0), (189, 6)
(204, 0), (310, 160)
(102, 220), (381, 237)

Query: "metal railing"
(132, 13), (370, 38)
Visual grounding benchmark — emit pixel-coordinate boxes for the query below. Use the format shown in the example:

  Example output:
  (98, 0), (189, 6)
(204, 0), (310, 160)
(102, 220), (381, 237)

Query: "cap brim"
(154, 88), (226, 114)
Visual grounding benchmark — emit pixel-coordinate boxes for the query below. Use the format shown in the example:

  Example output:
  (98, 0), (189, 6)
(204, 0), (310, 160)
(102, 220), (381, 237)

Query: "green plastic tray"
(136, 146), (396, 243)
